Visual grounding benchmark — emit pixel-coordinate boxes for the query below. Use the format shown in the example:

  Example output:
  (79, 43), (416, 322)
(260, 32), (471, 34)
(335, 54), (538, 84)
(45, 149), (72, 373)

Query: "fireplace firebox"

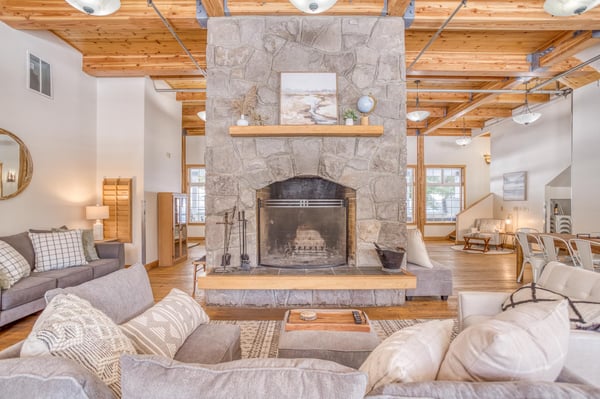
(257, 177), (355, 268)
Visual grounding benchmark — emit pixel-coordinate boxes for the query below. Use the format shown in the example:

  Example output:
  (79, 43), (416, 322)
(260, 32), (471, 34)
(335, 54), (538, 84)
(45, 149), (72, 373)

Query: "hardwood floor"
(0, 240), (526, 351)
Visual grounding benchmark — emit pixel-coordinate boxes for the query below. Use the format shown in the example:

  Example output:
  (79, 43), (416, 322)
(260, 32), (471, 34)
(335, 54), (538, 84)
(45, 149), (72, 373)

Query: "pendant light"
(512, 85), (541, 126)
(544, 0), (600, 16)
(455, 118), (472, 146)
(289, 0), (337, 13)
(65, 0), (120, 15)
(197, 111), (206, 121)
(407, 80), (430, 122)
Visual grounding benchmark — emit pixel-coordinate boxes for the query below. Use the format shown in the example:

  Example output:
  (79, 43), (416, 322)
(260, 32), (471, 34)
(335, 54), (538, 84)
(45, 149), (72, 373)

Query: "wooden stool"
(192, 255), (206, 297)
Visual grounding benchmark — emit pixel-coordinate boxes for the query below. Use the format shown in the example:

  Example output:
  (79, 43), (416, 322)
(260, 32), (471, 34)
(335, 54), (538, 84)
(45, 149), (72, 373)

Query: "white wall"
(96, 77), (182, 265)
(572, 82), (600, 233)
(143, 78), (182, 262)
(489, 95), (573, 232)
(407, 135), (491, 238)
(0, 23), (97, 235)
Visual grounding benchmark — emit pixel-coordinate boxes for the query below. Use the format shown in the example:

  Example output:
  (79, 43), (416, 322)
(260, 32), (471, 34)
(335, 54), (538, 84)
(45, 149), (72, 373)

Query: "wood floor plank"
(0, 241), (525, 351)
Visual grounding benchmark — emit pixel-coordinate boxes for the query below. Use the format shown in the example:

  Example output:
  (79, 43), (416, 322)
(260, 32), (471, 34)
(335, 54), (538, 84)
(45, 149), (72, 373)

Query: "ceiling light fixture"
(407, 80), (430, 122)
(543, 0), (600, 16)
(65, 0), (120, 15)
(455, 118), (472, 146)
(197, 111), (206, 121)
(289, 0), (337, 13)
(512, 85), (541, 126)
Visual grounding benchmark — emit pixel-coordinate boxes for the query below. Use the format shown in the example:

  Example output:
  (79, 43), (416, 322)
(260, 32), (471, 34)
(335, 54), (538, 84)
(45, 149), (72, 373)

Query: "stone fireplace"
(204, 16), (407, 275)
(257, 177), (355, 268)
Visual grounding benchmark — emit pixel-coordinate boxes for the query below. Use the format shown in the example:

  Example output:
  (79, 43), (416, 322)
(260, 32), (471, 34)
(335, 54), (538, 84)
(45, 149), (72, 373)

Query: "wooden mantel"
(229, 125), (384, 137)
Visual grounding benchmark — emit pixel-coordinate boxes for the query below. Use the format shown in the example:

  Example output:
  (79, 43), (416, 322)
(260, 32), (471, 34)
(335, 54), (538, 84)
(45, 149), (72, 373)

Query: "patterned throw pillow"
(502, 283), (600, 329)
(81, 229), (100, 261)
(0, 240), (31, 289)
(29, 230), (88, 271)
(120, 288), (210, 358)
(20, 294), (136, 398)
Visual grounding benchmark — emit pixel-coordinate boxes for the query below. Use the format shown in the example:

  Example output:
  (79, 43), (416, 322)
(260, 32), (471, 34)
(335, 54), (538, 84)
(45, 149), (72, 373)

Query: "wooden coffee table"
(463, 233), (491, 253)
(285, 309), (371, 332)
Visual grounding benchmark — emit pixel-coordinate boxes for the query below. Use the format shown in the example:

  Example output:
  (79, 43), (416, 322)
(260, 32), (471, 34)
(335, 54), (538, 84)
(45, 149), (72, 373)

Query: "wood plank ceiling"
(1, 0), (599, 136)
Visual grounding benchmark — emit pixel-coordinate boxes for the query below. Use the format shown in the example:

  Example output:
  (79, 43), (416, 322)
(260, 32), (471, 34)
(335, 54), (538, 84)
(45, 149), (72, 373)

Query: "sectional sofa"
(0, 231), (125, 327)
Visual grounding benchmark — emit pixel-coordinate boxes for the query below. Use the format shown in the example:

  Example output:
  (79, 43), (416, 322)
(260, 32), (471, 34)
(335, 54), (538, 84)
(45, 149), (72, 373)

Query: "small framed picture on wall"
(503, 171), (527, 201)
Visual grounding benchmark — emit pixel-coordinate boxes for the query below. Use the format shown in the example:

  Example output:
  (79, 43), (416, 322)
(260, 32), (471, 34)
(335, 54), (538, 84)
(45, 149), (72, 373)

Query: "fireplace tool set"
(213, 206), (251, 273)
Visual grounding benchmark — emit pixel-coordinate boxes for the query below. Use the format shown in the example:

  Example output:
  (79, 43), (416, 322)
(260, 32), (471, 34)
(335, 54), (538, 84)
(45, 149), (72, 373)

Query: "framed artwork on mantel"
(280, 72), (337, 125)
(503, 171), (527, 201)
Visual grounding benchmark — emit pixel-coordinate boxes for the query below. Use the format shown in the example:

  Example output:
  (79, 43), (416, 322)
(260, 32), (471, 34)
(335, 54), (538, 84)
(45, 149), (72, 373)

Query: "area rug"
(450, 245), (513, 255)
(209, 319), (458, 359)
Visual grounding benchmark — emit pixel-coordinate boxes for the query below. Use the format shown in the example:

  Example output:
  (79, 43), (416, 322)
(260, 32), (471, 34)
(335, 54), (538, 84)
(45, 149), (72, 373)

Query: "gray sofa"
(405, 261), (453, 301)
(0, 231), (125, 327)
(1, 264), (599, 398)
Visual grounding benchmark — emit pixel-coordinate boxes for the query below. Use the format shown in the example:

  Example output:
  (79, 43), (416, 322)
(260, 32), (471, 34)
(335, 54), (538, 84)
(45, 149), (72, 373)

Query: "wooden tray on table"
(285, 309), (371, 332)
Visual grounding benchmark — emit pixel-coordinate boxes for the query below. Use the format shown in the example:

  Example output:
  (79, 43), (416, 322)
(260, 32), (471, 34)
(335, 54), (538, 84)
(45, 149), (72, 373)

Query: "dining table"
(514, 233), (600, 279)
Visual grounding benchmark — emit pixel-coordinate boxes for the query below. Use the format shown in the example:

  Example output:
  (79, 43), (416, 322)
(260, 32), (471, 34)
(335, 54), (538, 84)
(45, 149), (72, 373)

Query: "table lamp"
(86, 204), (109, 241)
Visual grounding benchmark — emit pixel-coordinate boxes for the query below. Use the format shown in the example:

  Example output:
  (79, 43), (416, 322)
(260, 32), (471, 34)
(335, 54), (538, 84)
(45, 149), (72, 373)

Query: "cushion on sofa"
(1, 276), (56, 310)
(120, 288), (210, 358)
(45, 263), (154, 324)
(88, 258), (121, 279)
(173, 323), (242, 363)
(0, 356), (114, 399)
(406, 228), (433, 268)
(81, 229), (100, 261)
(366, 380), (600, 399)
(0, 232), (35, 269)
(20, 294), (136, 397)
(121, 355), (369, 399)
(0, 240), (31, 289)
(438, 300), (570, 382)
(360, 319), (454, 393)
(32, 266), (93, 289)
(29, 230), (88, 271)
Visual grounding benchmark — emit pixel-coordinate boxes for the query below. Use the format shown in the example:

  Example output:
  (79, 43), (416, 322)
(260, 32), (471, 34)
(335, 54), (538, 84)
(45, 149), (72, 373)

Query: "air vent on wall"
(27, 52), (52, 99)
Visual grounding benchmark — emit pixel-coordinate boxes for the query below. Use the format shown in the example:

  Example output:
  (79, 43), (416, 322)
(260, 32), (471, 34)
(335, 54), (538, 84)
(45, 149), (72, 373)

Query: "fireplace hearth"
(257, 177), (354, 268)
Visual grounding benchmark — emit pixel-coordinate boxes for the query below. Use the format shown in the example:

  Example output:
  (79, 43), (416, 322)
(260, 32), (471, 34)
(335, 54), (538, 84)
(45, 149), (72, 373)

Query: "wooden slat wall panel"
(103, 178), (133, 243)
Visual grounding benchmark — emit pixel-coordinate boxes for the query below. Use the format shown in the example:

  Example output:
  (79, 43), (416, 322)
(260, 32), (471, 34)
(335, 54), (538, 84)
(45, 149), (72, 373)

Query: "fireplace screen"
(258, 199), (347, 268)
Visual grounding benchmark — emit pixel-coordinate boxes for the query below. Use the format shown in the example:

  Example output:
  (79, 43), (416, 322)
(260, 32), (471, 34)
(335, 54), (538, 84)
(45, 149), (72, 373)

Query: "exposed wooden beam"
(186, 128), (205, 136)
(83, 55), (206, 77)
(421, 79), (522, 135)
(465, 107), (513, 118)
(538, 31), (600, 69)
(226, 0), (384, 15)
(387, 0), (412, 16)
(202, 0), (226, 17)
(176, 92), (207, 102)
(408, 119), (484, 129)
(408, 128), (473, 136)
(406, 106), (446, 117)
(403, 0), (600, 31)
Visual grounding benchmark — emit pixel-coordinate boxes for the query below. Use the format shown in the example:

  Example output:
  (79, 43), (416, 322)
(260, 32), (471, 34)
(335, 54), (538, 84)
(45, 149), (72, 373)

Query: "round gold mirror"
(0, 128), (33, 200)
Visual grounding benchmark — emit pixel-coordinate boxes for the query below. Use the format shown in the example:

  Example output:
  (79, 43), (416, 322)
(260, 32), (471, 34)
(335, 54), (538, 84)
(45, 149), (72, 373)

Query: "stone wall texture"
(205, 16), (407, 269)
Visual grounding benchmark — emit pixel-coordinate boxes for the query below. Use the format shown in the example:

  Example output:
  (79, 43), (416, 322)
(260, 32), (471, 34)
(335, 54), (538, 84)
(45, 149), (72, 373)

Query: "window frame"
(186, 164), (206, 226)
(424, 165), (465, 224)
(406, 165), (416, 225)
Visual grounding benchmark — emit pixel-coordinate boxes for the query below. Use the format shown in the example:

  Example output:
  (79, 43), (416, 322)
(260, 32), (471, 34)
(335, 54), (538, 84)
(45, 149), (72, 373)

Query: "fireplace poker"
(217, 206), (236, 271)
(238, 210), (251, 270)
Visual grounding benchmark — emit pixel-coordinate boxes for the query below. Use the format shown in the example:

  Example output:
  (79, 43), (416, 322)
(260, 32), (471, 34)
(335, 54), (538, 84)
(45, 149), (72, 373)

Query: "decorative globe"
(357, 95), (376, 115)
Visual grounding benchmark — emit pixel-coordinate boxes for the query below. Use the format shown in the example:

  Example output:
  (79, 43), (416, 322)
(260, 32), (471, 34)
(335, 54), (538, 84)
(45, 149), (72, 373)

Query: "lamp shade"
(86, 205), (109, 220)
(512, 111), (541, 125)
(455, 136), (472, 146)
(407, 110), (431, 122)
(289, 0), (337, 13)
(544, 0), (600, 16)
(65, 0), (120, 16)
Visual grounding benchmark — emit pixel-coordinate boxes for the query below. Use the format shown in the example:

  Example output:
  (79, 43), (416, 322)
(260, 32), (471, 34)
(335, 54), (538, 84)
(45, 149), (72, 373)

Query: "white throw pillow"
(359, 320), (454, 393)
(437, 300), (570, 382)
(29, 230), (88, 271)
(406, 228), (434, 268)
(20, 294), (136, 398)
(0, 240), (31, 289)
(120, 288), (210, 358)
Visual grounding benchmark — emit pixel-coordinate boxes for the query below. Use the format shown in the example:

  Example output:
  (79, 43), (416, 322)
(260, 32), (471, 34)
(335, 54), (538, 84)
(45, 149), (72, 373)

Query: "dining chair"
(538, 234), (579, 266)
(515, 231), (547, 283)
(569, 239), (600, 272)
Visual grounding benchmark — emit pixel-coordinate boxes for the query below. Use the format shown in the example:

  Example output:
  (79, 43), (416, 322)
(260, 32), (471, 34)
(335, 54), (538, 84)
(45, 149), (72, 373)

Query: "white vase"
(345, 118), (354, 126)
(236, 115), (249, 126)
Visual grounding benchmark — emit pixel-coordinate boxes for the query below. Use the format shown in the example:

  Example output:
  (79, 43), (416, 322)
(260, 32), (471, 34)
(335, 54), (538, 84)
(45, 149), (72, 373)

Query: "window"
(102, 178), (132, 243)
(425, 167), (464, 222)
(187, 166), (206, 224)
(406, 167), (415, 223)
